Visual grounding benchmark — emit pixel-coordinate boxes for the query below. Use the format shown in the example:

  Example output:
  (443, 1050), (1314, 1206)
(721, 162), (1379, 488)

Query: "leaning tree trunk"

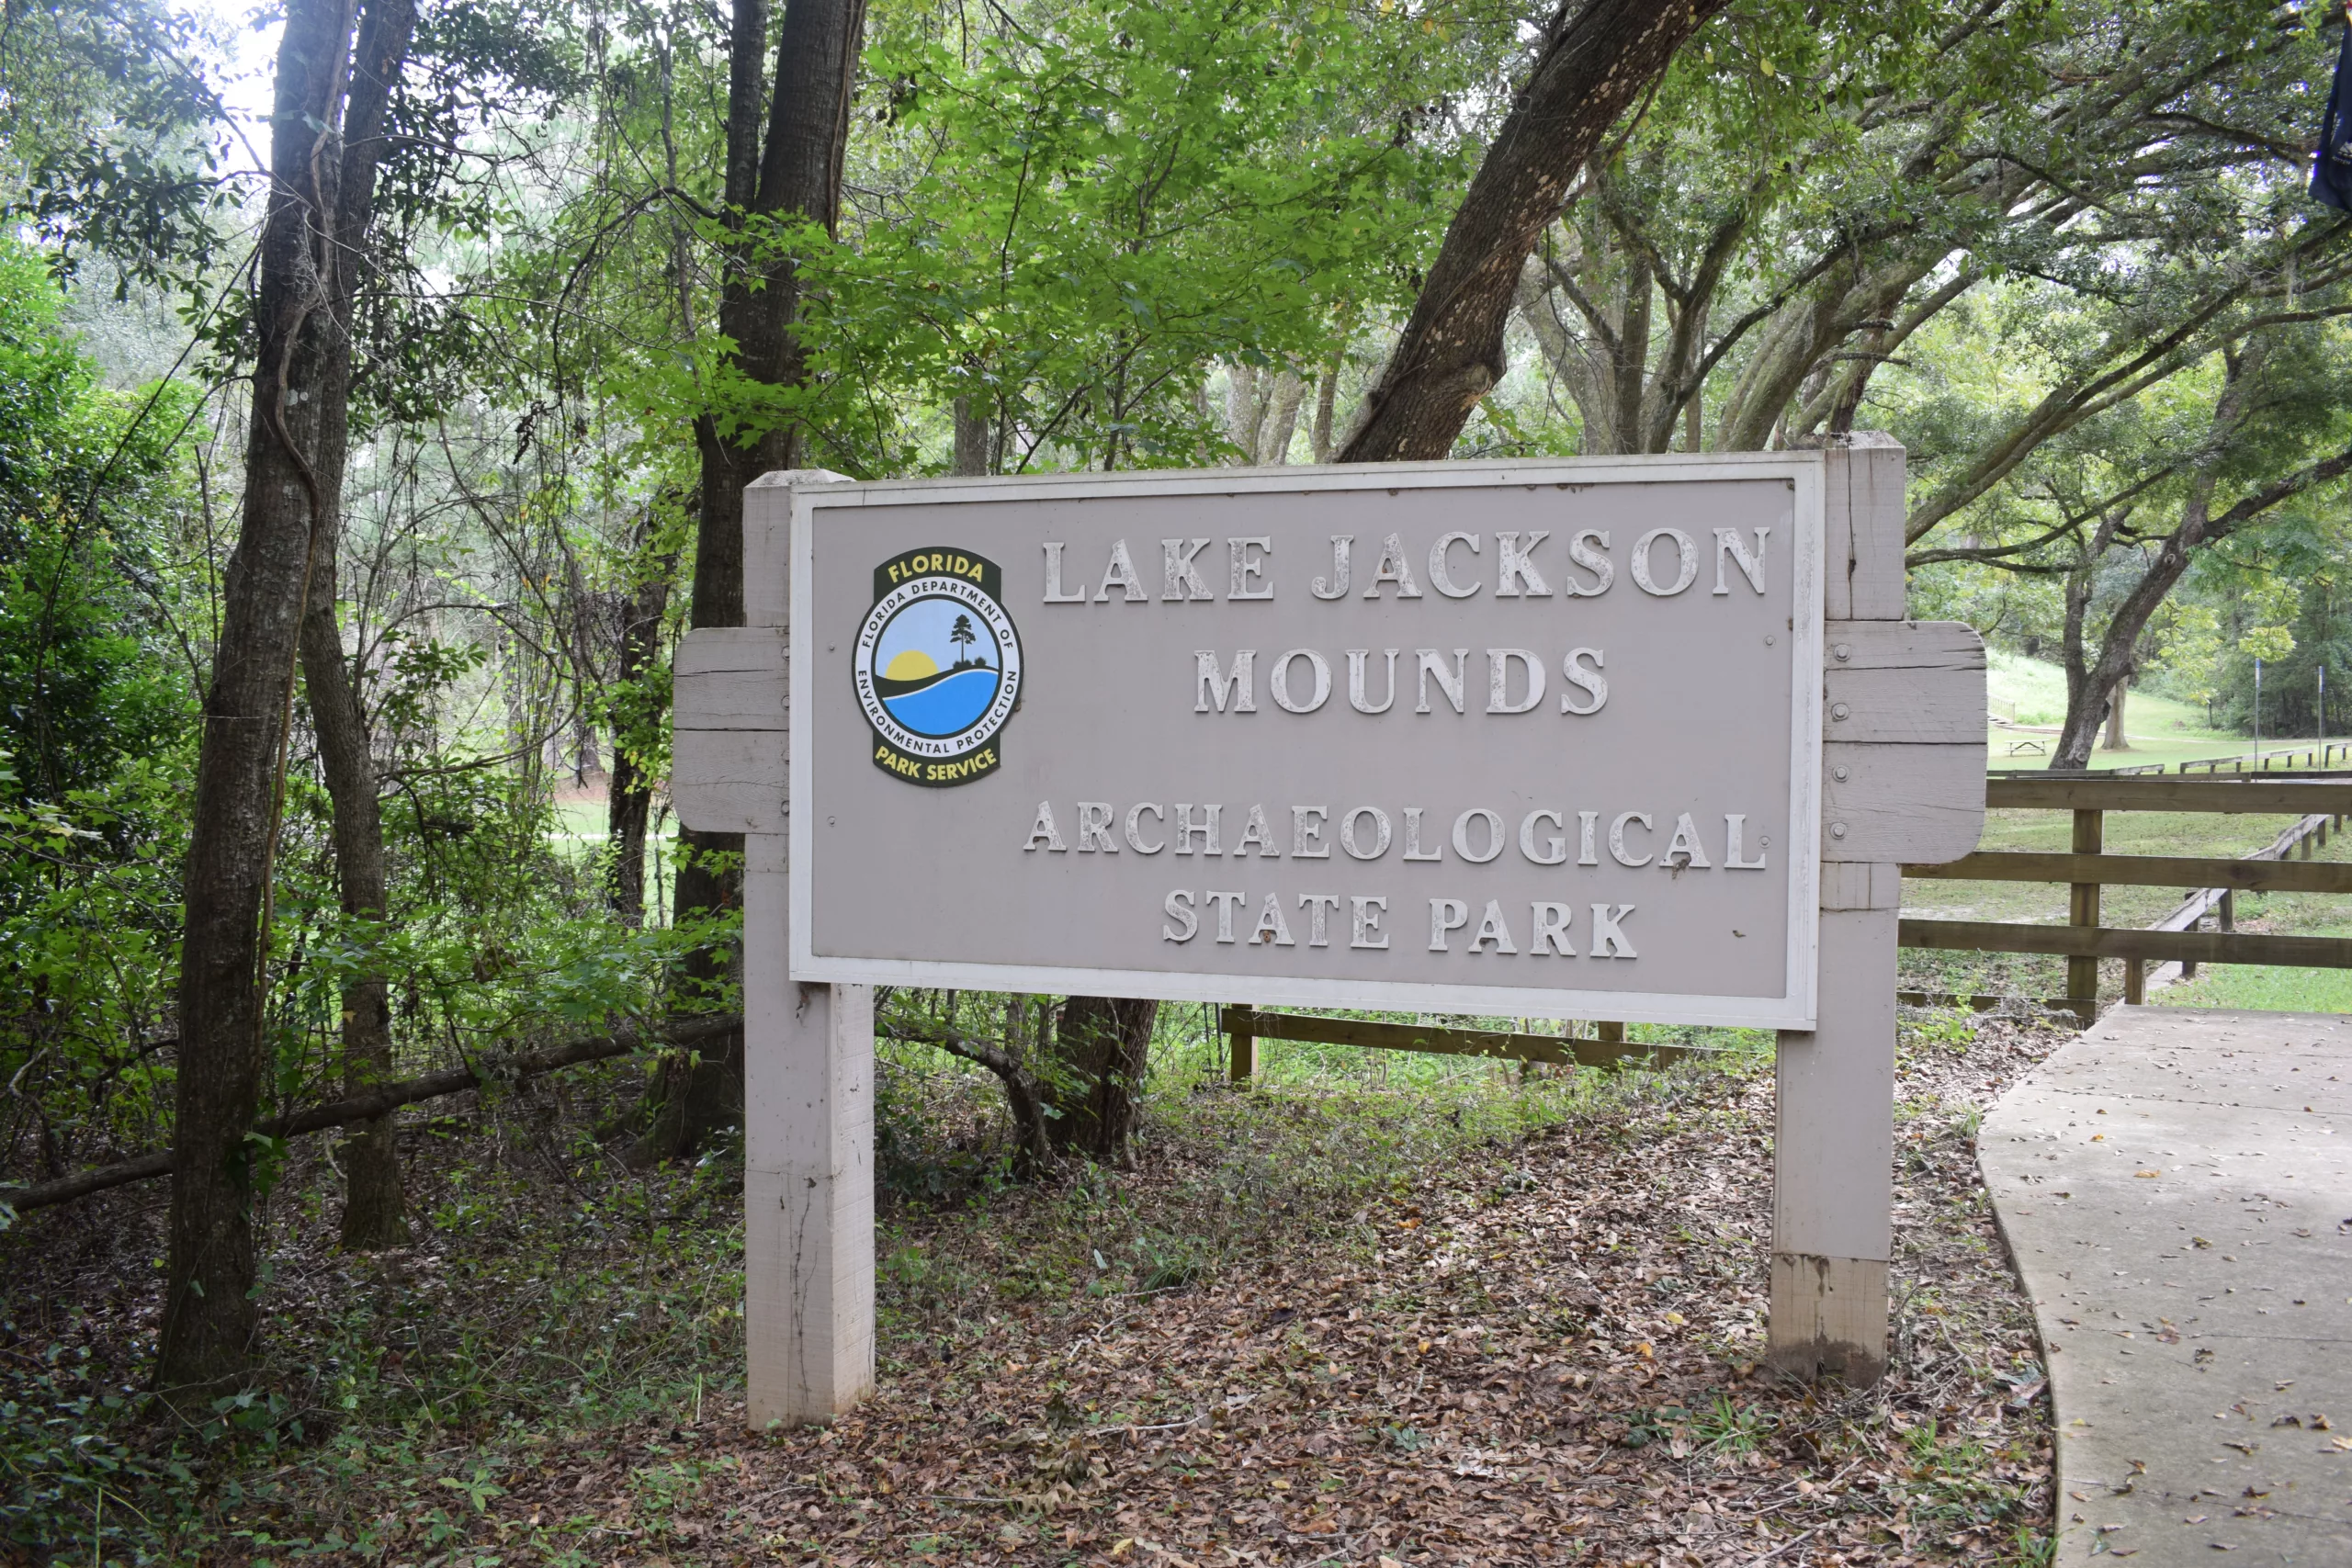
(157, 0), (391, 1394)
(300, 0), (418, 1252)
(639, 0), (866, 1161)
(1047, 997), (1159, 1165)
(1337, 0), (1726, 463)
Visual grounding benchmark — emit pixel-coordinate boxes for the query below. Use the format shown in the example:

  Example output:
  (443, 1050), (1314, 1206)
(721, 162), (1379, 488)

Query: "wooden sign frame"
(670, 437), (1987, 1426)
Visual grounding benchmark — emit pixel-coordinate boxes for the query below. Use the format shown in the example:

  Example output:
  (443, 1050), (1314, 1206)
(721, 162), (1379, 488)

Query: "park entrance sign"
(669, 441), (1988, 1429)
(792, 459), (1823, 1030)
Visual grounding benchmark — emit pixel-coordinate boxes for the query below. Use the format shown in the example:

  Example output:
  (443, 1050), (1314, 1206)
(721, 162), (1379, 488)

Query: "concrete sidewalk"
(1981, 1008), (2352, 1564)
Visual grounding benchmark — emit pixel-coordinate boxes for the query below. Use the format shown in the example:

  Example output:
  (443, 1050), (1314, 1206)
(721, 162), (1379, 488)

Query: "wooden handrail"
(1897, 919), (2352, 968)
(1984, 777), (2352, 812)
(1904, 852), (2352, 893)
(1218, 1007), (1703, 1073)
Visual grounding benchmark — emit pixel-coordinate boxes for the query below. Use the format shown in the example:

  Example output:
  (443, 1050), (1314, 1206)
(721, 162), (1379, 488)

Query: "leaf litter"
(0, 1012), (2066, 1565)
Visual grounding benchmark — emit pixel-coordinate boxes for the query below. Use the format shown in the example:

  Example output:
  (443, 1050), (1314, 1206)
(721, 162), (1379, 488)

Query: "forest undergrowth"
(1, 1013), (2065, 1566)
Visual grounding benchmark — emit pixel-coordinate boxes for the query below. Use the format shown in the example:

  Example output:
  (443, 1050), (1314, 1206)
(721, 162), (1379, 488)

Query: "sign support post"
(1770, 434), (1984, 1378)
(673, 469), (876, 1427)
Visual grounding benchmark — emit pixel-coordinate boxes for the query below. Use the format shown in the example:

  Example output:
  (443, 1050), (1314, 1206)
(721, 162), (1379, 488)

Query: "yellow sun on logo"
(884, 649), (938, 681)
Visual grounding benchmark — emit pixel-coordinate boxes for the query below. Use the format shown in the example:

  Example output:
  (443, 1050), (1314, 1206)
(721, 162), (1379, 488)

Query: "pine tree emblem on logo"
(853, 547), (1023, 785)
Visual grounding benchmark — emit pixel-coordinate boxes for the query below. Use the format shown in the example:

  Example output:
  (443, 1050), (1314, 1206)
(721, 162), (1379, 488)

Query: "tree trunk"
(158, 0), (401, 1394)
(952, 393), (991, 476)
(2102, 677), (2131, 750)
(1258, 370), (1305, 465)
(642, 0), (865, 1161)
(1308, 349), (1342, 464)
(1337, 0), (1725, 463)
(1047, 998), (1158, 1166)
(605, 531), (673, 926)
(302, 0), (417, 1254)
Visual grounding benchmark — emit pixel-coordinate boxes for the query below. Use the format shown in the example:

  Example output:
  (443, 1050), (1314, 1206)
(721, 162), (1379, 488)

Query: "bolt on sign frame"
(670, 440), (1987, 1427)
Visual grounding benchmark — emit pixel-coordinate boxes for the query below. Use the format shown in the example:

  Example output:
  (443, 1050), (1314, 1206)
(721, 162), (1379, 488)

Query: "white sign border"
(788, 455), (1824, 1032)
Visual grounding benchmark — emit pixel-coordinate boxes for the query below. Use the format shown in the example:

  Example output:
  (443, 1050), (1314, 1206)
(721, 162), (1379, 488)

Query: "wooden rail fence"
(1221, 773), (2352, 1074)
(1902, 774), (2352, 1024)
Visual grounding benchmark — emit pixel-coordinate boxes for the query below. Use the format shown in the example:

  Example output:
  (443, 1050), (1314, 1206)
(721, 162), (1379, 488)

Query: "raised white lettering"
(1610, 811), (1655, 867)
(1298, 893), (1340, 946)
(1428, 897), (1470, 952)
(1162, 889), (1197, 942)
(1632, 527), (1699, 595)
(1468, 899), (1516, 954)
(1401, 807), (1442, 861)
(1194, 649), (1257, 713)
(1561, 648), (1608, 715)
(1564, 528), (1612, 595)
(1098, 538), (1146, 602)
(1340, 807), (1391, 860)
(1577, 809), (1600, 866)
(1233, 804), (1278, 857)
(1521, 809), (1566, 865)
(1125, 802), (1167, 854)
(1415, 648), (1468, 714)
(1350, 894), (1389, 949)
(1174, 804), (1222, 855)
(1248, 893), (1295, 946)
(1725, 813), (1768, 869)
(1024, 801), (1067, 852)
(1362, 533), (1423, 599)
(1495, 530), (1551, 597)
(1041, 541), (1087, 603)
(1713, 526), (1770, 595)
(1229, 536), (1274, 600)
(1530, 901), (1575, 955)
(1311, 535), (1352, 599)
(1206, 890), (1246, 943)
(1348, 648), (1399, 714)
(1589, 903), (1638, 958)
(1269, 649), (1331, 714)
(1429, 531), (1481, 598)
(1076, 801), (1117, 852)
(1162, 536), (1214, 601)
(1292, 806), (1331, 858)
(1662, 812), (1713, 869)
(1487, 649), (1544, 714)
(1453, 808), (1504, 863)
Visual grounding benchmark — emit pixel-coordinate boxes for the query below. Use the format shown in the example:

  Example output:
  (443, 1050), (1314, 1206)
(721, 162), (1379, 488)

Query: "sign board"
(788, 457), (1824, 1030)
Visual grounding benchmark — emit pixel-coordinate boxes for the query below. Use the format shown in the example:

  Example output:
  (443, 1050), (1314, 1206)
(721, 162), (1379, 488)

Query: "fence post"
(1597, 1021), (1626, 1045)
(2067, 808), (2103, 1025)
(1227, 1005), (1255, 1084)
(2123, 958), (2145, 1006)
(2221, 890), (2235, 931)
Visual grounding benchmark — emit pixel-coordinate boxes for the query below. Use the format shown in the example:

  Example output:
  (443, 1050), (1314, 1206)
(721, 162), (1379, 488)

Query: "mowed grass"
(2160, 955), (2352, 1012)
(1898, 807), (2352, 1006)
(1980, 651), (2346, 772)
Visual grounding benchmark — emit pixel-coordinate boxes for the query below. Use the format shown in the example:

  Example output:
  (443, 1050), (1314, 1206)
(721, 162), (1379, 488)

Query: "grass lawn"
(1899, 805), (2352, 1008)
(1981, 652), (2346, 773)
(2158, 955), (2352, 1012)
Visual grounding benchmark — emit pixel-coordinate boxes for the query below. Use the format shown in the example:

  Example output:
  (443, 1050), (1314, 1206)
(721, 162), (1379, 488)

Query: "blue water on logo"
(882, 667), (1000, 737)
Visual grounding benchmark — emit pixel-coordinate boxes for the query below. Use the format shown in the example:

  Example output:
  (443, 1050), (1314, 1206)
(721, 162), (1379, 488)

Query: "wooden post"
(1773, 863), (1899, 1382)
(671, 469), (875, 1428)
(2123, 957), (2145, 1005)
(1770, 434), (1986, 1384)
(2221, 889), (2235, 931)
(1227, 1005), (1255, 1084)
(2181, 908), (2199, 980)
(1596, 1021), (1626, 1044)
(2067, 808), (2103, 1024)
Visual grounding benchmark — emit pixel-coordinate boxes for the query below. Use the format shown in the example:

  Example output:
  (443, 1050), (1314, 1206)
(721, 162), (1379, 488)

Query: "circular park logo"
(854, 547), (1023, 786)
